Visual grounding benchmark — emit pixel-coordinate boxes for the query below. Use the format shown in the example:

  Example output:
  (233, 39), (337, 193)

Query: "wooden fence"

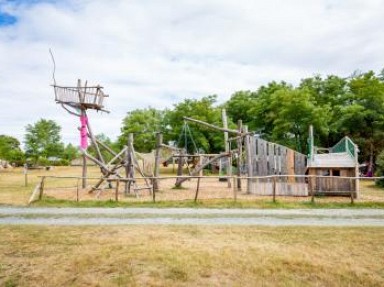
(28, 174), (370, 205)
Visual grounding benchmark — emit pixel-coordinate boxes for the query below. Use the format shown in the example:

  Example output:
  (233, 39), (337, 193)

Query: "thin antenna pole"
(49, 48), (57, 86)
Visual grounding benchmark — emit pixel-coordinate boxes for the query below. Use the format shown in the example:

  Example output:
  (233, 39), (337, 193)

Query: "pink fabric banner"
(80, 114), (88, 150)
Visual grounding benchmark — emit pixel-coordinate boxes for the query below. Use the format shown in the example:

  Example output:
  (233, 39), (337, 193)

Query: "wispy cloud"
(0, 0), (383, 146)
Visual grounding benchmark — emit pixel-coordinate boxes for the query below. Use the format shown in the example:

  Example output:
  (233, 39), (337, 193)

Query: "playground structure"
(50, 79), (360, 202)
(54, 79), (151, 196)
(307, 126), (359, 197)
(245, 136), (307, 196)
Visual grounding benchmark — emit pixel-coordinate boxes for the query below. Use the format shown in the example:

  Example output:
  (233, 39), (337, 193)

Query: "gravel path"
(0, 207), (383, 226)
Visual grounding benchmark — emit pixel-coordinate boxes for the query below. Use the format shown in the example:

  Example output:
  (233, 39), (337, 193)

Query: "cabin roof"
(307, 152), (356, 168)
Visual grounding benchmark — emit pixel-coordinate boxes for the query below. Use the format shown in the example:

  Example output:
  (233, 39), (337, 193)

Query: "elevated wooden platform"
(53, 84), (108, 111)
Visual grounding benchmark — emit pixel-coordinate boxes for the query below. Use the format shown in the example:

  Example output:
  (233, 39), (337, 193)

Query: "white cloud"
(0, 0), (383, 147)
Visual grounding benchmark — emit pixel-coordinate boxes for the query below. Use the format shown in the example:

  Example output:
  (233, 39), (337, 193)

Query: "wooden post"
(82, 153), (87, 188)
(233, 176), (237, 201)
(153, 133), (163, 191)
(38, 176), (45, 200)
(310, 176), (315, 203)
(172, 157), (175, 173)
(237, 120), (243, 191)
(23, 164), (28, 187)
(76, 178), (80, 202)
(222, 109), (231, 188)
(272, 176), (276, 203)
(125, 133), (134, 194)
(194, 178), (201, 202)
(244, 125), (253, 194)
(354, 145), (360, 199)
(85, 110), (104, 164)
(175, 150), (184, 188)
(350, 177), (354, 204)
(152, 179), (156, 203)
(115, 179), (120, 202)
(194, 156), (203, 202)
(81, 110), (87, 188)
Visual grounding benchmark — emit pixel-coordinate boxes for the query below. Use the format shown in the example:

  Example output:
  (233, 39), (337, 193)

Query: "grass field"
(1, 168), (384, 286)
(0, 225), (383, 286)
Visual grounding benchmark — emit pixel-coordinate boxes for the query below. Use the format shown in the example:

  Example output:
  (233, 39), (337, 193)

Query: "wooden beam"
(183, 117), (242, 135)
(96, 138), (119, 158)
(160, 143), (181, 151)
(107, 146), (127, 166)
(175, 153), (230, 186)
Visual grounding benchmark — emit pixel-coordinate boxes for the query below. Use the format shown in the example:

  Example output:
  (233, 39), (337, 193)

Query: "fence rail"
(28, 174), (384, 205)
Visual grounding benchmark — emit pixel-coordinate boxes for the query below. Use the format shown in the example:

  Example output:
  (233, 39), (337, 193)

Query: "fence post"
(115, 179), (120, 202)
(272, 176), (276, 203)
(233, 176), (237, 201)
(24, 164), (28, 187)
(76, 178), (80, 202)
(38, 176), (46, 200)
(153, 133), (162, 191)
(350, 178), (354, 204)
(310, 176), (315, 203)
(244, 125), (253, 194)
(194, 177), (201, 202)
(152, 178), (156, 203)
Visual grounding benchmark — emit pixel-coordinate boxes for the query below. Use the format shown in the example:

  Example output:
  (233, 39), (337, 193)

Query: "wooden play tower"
(53, 79), (154, 196)
(53, 79), (110, 188)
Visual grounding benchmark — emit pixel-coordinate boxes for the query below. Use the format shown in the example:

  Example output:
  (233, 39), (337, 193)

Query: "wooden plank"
(28, 182), (42, 205)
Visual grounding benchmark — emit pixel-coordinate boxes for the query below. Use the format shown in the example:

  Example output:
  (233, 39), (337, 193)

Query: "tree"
(225, 90), (257, 129)
(334, 71), (384, 172)
(299, 75), (349, 147)
(267, 87), (330, 153)
(248, 81), (292, 136)
(0, 135), (24, 165)
(62, 143), (79, 162)
(118, 108), (166, 153)
(24, 119), (64, 164)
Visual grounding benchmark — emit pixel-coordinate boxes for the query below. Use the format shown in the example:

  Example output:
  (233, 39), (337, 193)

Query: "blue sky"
(0, 12), (16, 25)
(0, 0), (384, 146)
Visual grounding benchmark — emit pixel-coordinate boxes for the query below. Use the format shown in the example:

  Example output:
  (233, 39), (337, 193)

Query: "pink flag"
(80, 114), (88, 149)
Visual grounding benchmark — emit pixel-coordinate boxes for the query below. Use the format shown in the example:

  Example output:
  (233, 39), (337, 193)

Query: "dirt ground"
(1, 166), (383, 205)
(43, 176), (384, 204)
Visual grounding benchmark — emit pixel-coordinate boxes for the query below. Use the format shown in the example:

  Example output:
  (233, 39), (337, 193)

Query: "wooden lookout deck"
(53, 83), (108, 111)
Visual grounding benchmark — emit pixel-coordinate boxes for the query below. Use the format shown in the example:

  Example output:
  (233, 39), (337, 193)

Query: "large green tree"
(334, 71), (384, 170)
(118, 108), (165, 153)
(24, 119), (64, 164)
(0, 135), (24, 165)
(62, 143), (80, 162)
(225, 90), (258, 129)
(267, 87), (330, 153)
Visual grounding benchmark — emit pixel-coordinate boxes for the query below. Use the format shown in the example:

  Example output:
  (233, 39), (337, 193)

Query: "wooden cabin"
(307, 136), (359, 197)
